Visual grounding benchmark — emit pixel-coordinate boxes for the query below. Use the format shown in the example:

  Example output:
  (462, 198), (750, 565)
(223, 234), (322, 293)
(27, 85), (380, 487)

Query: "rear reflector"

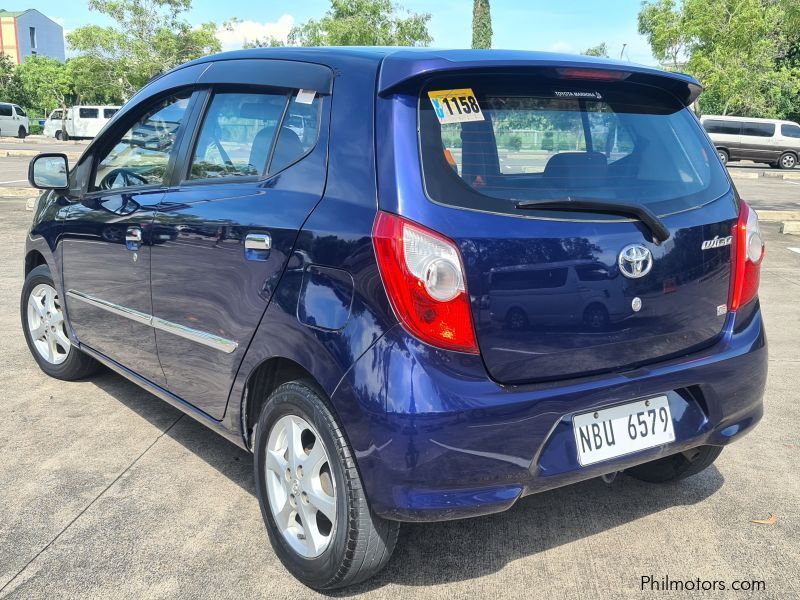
(728, 201), (764, 311)
(555, 68), (630, 81)
(373, 212), (478, 354)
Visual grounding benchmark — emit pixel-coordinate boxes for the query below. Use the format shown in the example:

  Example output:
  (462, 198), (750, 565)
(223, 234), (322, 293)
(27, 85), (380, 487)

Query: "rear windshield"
(419, 75), (730, 218)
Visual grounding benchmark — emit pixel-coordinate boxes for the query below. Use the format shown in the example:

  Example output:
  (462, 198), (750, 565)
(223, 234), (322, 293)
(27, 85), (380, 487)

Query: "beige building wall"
(0, 16), (20, 63)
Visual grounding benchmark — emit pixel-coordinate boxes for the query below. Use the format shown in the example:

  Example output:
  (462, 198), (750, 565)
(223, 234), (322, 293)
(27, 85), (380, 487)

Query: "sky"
(24, 0), (658, 65)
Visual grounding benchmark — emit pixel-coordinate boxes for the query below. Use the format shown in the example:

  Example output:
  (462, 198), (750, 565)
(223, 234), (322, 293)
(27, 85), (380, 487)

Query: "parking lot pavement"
(1, 182), (799, 599)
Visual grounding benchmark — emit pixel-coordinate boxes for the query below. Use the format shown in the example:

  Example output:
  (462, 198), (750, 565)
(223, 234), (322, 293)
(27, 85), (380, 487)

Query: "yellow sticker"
(428, 88), (485, 124)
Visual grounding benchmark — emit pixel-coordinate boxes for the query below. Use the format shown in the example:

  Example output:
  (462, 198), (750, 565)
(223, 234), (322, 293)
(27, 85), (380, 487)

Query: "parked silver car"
(701, 115), (800, 169)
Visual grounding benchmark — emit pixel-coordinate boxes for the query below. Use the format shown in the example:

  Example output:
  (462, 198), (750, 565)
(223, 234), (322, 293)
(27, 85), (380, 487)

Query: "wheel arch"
(241, 356), (318, 451)
(24, 249), (48, 277)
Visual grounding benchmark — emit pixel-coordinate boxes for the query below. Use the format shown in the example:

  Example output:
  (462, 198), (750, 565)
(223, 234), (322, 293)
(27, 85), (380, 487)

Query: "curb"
(729, 169), (800, 181)
(780, 221), (800, 235)
(756, 210), (800, 222)
(0, 149), (83, 160)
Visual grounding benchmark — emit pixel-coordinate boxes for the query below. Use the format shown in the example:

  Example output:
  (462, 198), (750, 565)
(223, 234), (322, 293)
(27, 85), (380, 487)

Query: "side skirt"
(80, 344), (247, 450)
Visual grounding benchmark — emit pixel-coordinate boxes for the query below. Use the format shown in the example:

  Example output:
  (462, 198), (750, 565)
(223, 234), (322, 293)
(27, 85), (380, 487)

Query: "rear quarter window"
(419, 75), (730, 219)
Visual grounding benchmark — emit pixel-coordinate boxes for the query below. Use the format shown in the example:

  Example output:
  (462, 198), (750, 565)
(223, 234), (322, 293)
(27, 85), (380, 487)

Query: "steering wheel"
(99, 168), (150, 190)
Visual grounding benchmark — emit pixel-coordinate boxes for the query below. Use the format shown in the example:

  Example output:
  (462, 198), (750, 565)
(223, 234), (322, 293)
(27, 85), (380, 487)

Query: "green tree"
(14, 56), (72, 116)
(472, 0), (492, 49)
(638, 0), (800, 117)
(67, 0), (221, 100)
(581, 42), (609, 57)
(0, 53), (23, 105)
(289, 0), (432, 46)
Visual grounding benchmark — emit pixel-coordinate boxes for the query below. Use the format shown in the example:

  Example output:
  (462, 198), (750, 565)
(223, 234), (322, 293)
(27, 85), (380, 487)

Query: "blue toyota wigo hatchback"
(22, 48), (767, 589)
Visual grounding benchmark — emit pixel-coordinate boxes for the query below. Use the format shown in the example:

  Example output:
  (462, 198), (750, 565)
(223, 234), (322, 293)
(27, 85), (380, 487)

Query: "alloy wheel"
(265, 414), (337, 558)
(781, 154), (796, 169)
(26, 283), (70, 365)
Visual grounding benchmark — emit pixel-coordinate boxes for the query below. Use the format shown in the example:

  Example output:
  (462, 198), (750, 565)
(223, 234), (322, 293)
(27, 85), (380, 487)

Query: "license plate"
(573, 396), (675, 466)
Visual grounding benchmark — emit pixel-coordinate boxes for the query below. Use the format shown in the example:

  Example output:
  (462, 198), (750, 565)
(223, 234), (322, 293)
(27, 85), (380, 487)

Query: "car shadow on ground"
(89, 370), (724, 593)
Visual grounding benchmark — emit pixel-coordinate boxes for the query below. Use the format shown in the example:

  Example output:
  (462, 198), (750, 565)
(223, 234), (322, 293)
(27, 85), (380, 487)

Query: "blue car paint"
(24, 48), (766, 523)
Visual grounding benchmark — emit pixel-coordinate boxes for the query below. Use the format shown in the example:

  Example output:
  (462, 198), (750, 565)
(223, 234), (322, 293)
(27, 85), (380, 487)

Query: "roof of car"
(701, 114), (796, 125)
(182, 47), (700, 86)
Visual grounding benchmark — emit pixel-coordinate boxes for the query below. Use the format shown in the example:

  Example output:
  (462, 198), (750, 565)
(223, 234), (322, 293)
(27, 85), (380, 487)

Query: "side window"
(80, 108), (99, 119)
(93, 92), (191, 191)
(742, 122), (774, 137)
(0, 105), (11, 117)
(104, 108), (118, 119)
(268, 91), (322, 174)
(14, 106), (26, 117)
(703, 120), (741, 135)
(781, 124), (800, 139)
(50, 110), (62, 120)
(189, 91), (287, 180)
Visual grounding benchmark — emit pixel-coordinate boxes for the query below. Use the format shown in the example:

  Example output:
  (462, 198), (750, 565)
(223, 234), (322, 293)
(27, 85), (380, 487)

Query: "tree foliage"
(288, 0), (432, 47)
(581, 42), (609, 58)
(472, 0), (492, 49)
(67, 0), (220, 100)
(638, 0), (800, 117)
(14, 56), (72, 115)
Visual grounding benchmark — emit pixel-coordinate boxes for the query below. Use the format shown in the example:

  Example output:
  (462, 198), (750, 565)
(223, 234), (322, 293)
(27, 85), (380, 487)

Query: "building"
(0, 8), (65, 64)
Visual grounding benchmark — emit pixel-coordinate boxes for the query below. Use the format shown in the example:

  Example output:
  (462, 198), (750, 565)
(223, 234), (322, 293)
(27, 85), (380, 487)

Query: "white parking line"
(784, 180), (800, 186)
(0, 179), (27, 185)
(788, 247), (800, 255)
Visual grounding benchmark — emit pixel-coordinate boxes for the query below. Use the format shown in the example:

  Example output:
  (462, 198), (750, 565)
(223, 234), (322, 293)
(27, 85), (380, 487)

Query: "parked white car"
(43, 105), (121, 140)
(701, 114), (800, 169)
(0, 102), (29, 138)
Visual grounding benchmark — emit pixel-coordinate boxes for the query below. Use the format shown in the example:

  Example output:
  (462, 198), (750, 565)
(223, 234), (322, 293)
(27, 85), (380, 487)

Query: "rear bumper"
(331, 306), (767, 522)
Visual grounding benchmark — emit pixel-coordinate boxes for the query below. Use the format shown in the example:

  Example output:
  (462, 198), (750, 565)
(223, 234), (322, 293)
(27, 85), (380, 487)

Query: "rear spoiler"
(377, 51), (703, 107)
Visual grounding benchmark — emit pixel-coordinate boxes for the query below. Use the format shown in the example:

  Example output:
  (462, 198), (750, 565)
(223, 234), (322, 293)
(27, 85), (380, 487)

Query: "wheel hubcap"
(265, 414), (336, 558)
(783, 155), (795, 168)
(27, 283), (70, 365)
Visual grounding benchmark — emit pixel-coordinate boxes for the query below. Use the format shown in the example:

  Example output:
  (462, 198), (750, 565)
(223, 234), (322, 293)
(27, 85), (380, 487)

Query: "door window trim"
(170, 85), (325, 187)
(85, 87), (203, 198)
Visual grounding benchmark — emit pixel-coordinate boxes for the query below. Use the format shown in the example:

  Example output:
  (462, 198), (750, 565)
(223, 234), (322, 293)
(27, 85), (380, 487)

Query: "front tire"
(254, 381), (399, 590)
(716, 148), (729, 166)
(779, 152), (797, 170)
(21, 265), (101, 380)
(17, 125), (26, 139)
(625, 445), (722, 483)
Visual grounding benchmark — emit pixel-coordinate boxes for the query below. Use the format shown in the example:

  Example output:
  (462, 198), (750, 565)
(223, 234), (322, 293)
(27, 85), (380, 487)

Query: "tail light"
(372, 212), (478, 354)
(728, 201), (764, 311)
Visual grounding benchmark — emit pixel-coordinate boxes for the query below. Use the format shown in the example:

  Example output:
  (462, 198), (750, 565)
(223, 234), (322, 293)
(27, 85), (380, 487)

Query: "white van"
(43, 105), (120, 140)
(0, 102), (30, 138)
(701, 115), (800, 169)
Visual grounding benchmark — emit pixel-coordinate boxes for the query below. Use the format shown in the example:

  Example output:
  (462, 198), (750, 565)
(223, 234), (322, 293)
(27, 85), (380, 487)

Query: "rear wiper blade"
(515, 197), (670, 244)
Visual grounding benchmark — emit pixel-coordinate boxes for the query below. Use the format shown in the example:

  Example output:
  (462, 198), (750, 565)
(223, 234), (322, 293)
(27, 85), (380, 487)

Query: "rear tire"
(625, 445), (722, 483)
(253, 380), (399, 590)
(716, 148), (729, 166)
(779, 152), (797, 170)
(62, 130), (70, 141)
(21, 265), (101, 380)
(17, 125), (26, 139)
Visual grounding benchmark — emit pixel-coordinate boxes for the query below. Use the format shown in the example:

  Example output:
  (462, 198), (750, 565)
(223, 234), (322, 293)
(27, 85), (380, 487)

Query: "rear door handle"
(244, 232), (271, 260)
(126, 226), (142, 251)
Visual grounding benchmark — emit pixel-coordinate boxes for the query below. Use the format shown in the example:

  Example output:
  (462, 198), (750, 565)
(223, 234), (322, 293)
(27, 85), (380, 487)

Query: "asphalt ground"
(0, 143), (798, 599)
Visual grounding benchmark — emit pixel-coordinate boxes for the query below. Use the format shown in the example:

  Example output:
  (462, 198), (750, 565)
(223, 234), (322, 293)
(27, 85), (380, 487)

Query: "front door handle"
(126, 226), (142, 251)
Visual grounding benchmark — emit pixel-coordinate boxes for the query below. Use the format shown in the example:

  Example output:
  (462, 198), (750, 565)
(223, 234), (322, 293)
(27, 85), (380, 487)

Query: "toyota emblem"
(618, 244), (653, 279)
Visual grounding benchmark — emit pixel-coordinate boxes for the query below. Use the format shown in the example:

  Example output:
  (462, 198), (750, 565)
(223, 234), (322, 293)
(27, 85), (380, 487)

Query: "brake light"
(372, 212), (478, 354)
(554, 68), (630, 81)
(728, 201), (764, 311)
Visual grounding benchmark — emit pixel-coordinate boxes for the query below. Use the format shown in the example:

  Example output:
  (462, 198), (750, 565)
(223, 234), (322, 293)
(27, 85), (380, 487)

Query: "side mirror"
(29, 153), (69, 190)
